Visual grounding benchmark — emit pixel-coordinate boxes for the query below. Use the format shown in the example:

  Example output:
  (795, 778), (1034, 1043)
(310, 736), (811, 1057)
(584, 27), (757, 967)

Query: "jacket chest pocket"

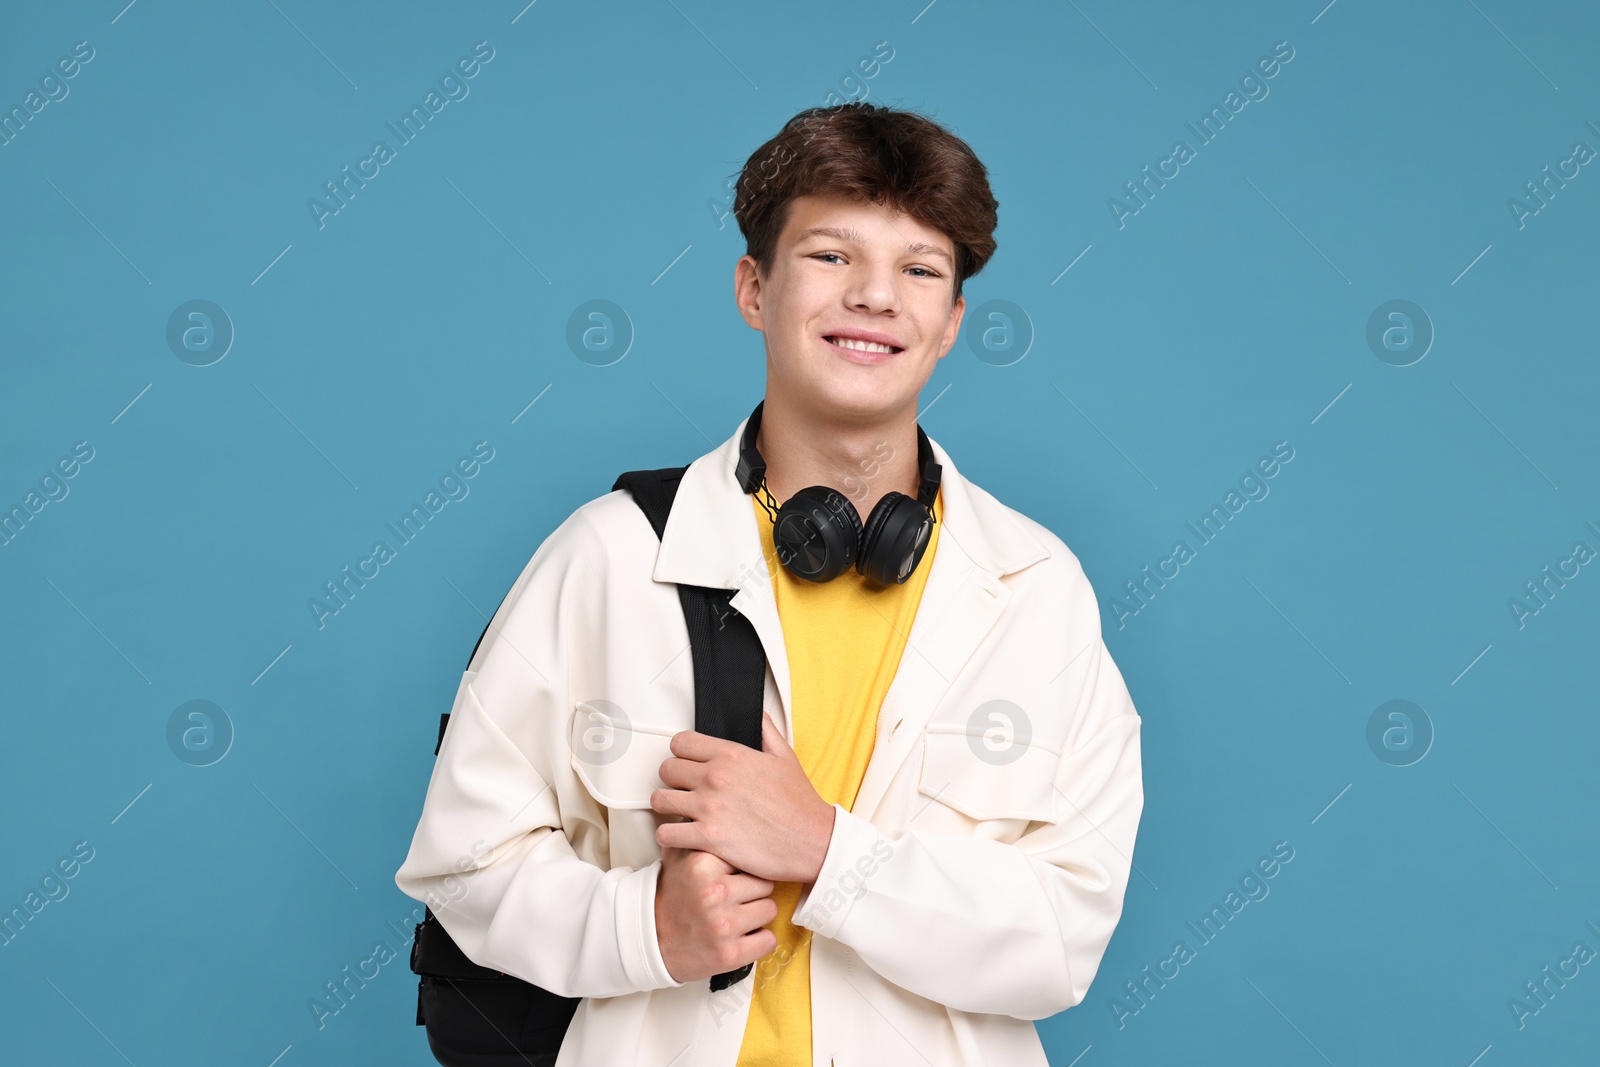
(915, 724), (1060, 824)
(567, 699), (680, 810)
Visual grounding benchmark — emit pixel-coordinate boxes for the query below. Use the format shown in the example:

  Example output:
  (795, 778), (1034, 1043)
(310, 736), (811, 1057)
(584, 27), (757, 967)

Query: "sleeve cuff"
(791, 804), (888, 941)
(617, 859), (686, 991)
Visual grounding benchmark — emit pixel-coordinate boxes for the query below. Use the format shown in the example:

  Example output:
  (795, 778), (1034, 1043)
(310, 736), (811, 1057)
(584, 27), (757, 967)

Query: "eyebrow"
(793, 225), (953, 267)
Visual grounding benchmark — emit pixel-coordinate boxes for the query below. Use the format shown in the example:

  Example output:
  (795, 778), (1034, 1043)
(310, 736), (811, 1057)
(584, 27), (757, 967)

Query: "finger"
(760, 711), (787, 755)
(694, 850), (739, 875)
(749, 896), (781, 928)
(650, 787), (695, 818)
(733, 924), (780, 964)
(668, 729), (725, 762)
(735, 897), (780, 934)
(655, 820), (703, 852)
(728, 871), (777, 901)
(657, 756), (703, 790)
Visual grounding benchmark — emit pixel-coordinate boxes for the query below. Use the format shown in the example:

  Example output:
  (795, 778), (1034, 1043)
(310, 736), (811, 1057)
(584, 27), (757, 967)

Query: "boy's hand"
(651, 712), (835, 885)
(654, 844), (778, 983)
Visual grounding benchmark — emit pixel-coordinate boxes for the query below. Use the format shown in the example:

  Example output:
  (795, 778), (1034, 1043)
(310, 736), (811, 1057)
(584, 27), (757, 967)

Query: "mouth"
(822, 334), (904, 363)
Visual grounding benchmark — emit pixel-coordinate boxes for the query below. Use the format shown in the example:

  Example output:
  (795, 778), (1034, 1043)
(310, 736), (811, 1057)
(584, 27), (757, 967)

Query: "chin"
(810, 381), (913, 419)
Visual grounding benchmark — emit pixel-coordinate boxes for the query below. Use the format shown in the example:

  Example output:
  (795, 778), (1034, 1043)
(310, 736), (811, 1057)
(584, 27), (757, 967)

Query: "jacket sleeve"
(790, 634), (1144, 1020)
(393, 508), (686, 999)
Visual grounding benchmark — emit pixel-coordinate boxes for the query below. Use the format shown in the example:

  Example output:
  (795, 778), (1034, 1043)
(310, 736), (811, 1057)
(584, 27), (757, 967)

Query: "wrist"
(806, 802), (837, 884)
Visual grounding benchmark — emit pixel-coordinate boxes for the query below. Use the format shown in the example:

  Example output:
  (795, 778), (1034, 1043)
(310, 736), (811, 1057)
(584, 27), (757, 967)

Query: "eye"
(811, 252), (941, 278)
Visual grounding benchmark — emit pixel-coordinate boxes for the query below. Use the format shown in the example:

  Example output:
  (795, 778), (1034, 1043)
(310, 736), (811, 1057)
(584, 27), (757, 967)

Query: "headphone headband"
(736, 400), (941, 507)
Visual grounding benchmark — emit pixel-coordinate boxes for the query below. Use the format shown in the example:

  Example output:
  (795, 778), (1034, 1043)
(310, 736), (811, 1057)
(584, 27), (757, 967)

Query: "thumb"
(760, 711), (791, 757)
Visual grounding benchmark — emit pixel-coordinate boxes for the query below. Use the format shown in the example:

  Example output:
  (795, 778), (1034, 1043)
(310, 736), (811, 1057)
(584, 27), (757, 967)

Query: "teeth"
(829, 336), (897, 354)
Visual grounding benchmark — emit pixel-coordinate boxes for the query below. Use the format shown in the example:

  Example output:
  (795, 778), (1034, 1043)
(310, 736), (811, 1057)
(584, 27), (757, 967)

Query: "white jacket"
(394, 410), (1145, 1066)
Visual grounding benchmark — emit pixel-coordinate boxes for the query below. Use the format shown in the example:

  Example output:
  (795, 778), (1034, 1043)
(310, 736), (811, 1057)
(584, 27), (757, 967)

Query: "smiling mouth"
(824, 335), (904, 355)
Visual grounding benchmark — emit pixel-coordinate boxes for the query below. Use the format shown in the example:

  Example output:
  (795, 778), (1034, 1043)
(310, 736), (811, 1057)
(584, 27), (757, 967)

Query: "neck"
(753, 394), (923, 515)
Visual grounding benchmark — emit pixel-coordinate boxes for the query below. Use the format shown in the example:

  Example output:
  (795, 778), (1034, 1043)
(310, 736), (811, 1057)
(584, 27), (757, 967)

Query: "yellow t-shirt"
(736, 484), (943, 1066)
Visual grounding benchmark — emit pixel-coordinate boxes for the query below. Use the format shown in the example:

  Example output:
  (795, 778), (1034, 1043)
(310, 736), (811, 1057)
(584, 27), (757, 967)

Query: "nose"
(843, 260), (903, 315)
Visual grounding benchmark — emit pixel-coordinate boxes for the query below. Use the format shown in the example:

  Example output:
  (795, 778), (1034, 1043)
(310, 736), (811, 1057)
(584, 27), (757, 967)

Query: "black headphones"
(735, 400), (942, 586)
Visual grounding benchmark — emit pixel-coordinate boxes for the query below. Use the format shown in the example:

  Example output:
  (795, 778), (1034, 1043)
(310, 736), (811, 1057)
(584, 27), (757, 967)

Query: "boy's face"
(735, 193), (965, 425)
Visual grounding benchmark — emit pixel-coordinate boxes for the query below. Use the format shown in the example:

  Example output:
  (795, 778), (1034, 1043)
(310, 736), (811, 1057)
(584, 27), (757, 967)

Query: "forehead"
(779, 193), (953, 262)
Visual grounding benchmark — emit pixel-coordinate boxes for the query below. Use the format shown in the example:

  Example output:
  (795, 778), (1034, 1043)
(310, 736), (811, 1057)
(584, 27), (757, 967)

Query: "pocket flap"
(567, 699), (679, 810)
(916, 726), (1059, 823)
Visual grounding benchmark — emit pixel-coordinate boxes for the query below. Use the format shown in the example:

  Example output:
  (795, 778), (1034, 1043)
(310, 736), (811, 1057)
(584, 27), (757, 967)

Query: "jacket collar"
(651, 408), (1051, 823)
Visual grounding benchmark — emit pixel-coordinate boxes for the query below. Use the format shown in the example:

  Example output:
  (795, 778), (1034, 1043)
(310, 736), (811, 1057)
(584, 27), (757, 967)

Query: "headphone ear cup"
(773, 487), (861, 583)
(857, 493), (934, 586)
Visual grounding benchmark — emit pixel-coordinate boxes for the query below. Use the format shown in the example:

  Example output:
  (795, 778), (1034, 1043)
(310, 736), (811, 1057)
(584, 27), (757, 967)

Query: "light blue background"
(2, 1), (1596, 1064)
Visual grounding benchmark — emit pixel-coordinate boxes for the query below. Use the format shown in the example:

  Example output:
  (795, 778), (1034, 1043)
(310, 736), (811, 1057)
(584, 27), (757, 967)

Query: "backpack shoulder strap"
(611, 466), (686, 540)
(612, 467), (766, 754)
(612, 465), (766, 993)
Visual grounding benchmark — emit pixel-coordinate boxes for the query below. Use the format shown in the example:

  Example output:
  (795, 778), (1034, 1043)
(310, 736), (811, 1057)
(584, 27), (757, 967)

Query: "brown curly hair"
(730, 102), (999, 303)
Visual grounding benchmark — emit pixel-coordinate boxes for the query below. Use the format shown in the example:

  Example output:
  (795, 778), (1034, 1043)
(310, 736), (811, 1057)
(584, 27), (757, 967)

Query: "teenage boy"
(397, 101), (1144, 1067)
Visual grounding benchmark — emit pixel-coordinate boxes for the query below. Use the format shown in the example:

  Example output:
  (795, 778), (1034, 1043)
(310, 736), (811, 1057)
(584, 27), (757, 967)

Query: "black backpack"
(409, 466), (769, 1067)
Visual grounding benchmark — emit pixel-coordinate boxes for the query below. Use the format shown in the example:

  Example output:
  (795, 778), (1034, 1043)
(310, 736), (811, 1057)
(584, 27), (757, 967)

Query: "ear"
(938, 292), (966, 359)
(734, 254), (767, 332)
